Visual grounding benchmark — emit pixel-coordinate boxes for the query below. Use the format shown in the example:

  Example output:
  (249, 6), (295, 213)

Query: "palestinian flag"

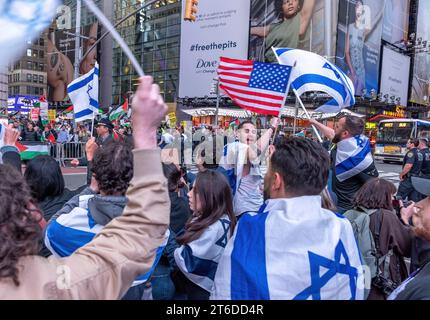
(109, 99), (128, 121)
(63, 105), (73, 115)
(16, 142), (49, 160)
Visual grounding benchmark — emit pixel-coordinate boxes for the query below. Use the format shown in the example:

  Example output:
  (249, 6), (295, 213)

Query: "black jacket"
(169, 192), (191, 234)
(21, 129), (40, 142)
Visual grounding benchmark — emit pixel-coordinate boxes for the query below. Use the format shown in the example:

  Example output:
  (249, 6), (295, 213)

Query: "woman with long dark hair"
(173, 170), (237, 300)
(345, 178), (414, 300)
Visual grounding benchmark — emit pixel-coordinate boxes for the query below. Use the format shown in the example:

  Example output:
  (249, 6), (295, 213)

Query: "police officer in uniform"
(419, 138), (430, 179)
(397, 139), (423, 202)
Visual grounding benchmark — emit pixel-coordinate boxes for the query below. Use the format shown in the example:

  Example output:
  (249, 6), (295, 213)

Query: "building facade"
(0, 67), (7, 109)
(112, 0), (181, 105)
(8, 37), (48, 98)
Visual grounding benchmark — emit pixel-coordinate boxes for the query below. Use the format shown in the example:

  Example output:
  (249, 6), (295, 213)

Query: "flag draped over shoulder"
(0, 0), (59, 68)
(174, 215), (232, 292)
(218, 57), (292, 116)
(335, 135), (373, 182)
(273, 48), (355, 113)
(45, 194), (170, 287)
(67, 62), (100, 123)
(211, 197), (365, 300)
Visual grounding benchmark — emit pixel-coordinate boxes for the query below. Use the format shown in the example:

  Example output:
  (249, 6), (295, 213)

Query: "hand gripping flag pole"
(273, 48), (323, 143)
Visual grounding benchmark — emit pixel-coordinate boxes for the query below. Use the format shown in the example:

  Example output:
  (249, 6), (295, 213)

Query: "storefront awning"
(182, 107), (363, 120)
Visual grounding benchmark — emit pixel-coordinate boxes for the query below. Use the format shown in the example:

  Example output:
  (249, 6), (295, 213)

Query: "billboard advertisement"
(335, 0), (384, 96)
(178, 0), (251, 98)
(380, 46), (411, 106)
(249, 0), (339, 63)
(410, 0), (430, 105)
(8, 96), (40, 113)
(382, 0), (410, 44)
(47, 3), (99, 102)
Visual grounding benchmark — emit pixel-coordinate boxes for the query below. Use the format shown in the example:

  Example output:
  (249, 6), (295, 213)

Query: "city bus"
(374, 119), (430, 163)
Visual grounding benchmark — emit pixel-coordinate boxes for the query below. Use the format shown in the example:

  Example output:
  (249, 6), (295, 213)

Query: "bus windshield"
(377, 122), (413, 144)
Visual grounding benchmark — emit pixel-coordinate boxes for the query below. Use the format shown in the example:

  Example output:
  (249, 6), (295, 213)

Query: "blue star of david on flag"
(293, 240), (358, 300)
(215, 219), (231, 248)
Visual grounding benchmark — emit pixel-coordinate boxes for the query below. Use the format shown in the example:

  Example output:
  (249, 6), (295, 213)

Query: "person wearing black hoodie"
(150, 163), (192, 300)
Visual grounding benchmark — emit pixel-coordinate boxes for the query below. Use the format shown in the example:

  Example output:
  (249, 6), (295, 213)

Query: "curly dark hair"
(0, 165), (42, 286)
(91, 141), (133, 195)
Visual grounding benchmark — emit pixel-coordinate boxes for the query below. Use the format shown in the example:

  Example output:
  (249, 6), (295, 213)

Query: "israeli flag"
(211, 197), (365, 300)
(0, 0), (58, 68)
(218, 141), (262, 196)
(174, 215), (232, 292)
(273, 48), (355, 113)
(335, 135), (374, 182)
(67, 62), (100, 123)
(45, 195), (170, 287)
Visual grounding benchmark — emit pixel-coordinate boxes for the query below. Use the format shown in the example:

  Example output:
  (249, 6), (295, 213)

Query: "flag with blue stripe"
(174, 215), (232, 292)
(67, 62), (100, 123)
(211, 197), (365, 300)
(335, 135), (374, 182)
(273, 48), (355, 113)
(0, 0), (58, 68)
(45, 194), (170, 287)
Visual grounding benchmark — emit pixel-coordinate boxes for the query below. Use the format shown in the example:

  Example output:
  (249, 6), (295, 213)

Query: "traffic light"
(184, 0), (198, 22)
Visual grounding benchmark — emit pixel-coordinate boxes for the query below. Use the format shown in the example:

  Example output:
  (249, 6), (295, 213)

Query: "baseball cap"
(412, 177), (430, 197)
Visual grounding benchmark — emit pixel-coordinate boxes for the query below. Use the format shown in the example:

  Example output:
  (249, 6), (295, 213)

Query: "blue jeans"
(151, 263), (176, 300)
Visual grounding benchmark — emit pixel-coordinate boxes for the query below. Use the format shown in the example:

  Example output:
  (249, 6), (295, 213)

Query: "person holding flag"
(211, 137), (365, 300)
(217, 57), (292, 217)
(309, 115), (379, 213)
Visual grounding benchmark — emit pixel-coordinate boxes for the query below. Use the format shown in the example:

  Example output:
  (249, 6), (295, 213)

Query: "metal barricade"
(51, 142), (87, 167)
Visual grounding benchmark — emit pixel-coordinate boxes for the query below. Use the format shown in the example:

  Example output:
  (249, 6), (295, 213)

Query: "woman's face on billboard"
(282, 0), (301, 18)
(355, 1), (364, 19)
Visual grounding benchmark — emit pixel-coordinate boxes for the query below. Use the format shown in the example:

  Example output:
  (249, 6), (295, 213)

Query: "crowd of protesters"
(6, 115), (133, 144)
(0, 77), (430, 300)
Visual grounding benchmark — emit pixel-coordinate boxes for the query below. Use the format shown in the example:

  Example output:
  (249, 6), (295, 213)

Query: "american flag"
(218, 57), (292, 116)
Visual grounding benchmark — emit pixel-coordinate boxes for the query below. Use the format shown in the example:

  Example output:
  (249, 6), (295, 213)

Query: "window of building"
(33, 74), (38, 83)
(27, 74), (32, 82)
(39, 75), (44, 83)
(27, 49), (32, 57)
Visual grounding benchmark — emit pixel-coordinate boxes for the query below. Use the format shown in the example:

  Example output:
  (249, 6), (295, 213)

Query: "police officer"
(419, 138), (430, 179)
(397, 139), (423, 202)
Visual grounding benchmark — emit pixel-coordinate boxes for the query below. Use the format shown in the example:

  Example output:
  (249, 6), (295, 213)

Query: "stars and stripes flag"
(218, 57), (293, 116)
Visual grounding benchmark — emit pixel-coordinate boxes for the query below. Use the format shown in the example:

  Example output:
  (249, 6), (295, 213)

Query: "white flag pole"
(272, 48), (323, 143)
(271, 88), (289, 144)
(91, 112), (96, 138)
(83, 0), (145, 78)
(292, 88), (323, 143)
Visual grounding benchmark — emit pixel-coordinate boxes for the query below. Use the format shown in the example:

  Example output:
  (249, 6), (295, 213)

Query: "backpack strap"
(373, 209), (394, 279)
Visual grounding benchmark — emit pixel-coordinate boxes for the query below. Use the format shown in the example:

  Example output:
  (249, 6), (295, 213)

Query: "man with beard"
(211, 137), (364, 300)
(388, 177), (430, 300)
(310, 115), (379, 213)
